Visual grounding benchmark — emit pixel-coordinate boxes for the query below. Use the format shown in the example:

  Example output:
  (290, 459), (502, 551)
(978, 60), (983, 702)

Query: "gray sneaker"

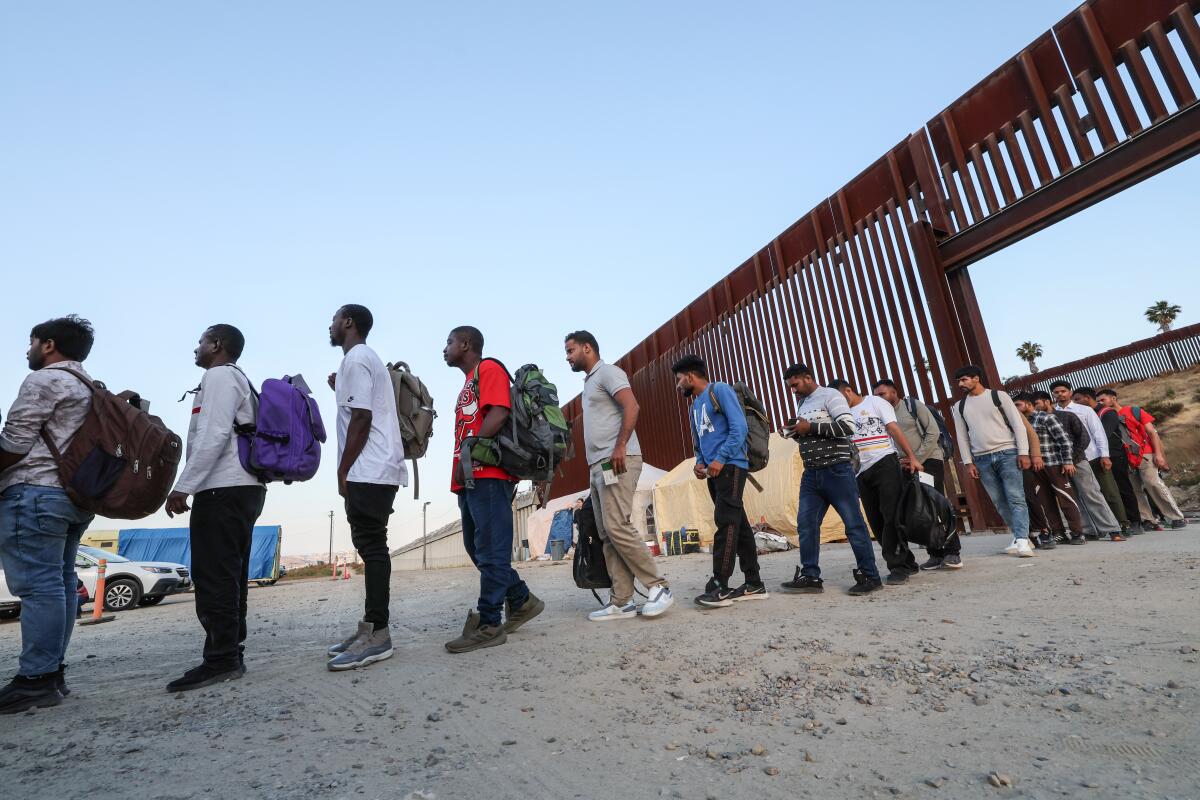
(327, 626), (362, 657)
(327, 622), (394, 671)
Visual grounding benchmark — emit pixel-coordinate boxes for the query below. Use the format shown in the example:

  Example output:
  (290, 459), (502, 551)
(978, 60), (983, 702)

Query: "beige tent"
(526, 464), (667, 558)
(652, 434), (847, 547)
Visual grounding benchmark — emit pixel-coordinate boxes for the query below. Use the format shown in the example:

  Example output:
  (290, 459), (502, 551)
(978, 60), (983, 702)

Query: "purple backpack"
(233, 370), (326, 483)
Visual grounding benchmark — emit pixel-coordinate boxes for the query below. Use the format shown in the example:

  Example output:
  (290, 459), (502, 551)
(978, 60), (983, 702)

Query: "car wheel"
(255, 579), (278, 587)
(104, 579), (142, 611)
(138, 596), (165, 606)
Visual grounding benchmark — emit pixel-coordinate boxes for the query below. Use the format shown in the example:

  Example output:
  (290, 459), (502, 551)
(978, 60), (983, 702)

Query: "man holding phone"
(566, 331), (672, 621)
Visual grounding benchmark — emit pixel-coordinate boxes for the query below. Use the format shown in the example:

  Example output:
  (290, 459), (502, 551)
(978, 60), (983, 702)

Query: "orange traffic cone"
(79, 558), (116, 626)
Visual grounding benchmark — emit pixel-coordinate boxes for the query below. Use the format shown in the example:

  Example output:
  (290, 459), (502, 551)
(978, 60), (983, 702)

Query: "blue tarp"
(117, 526), (281, 580)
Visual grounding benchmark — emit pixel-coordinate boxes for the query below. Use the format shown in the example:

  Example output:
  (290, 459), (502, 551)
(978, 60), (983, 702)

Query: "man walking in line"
(831, 380), (924, 585)
(165, 324), (267, 691)
(1073, 387), (1142, 535)
(1049, 381), (1125, 541)
(325, 305), (408, 669)
(566, 331), (672, 620)
(949, 365), (1034, 557)
(1014, 393), (1084, 547)
(672, 354), (765, 609)
(0, 316), (96, 713)
(1097, 388), (1187, 530)
(871, 379), (963, 568)
(778, 364), (882, 596)
(1034, 391), (1123, 542)
(443, 326), (543, 651)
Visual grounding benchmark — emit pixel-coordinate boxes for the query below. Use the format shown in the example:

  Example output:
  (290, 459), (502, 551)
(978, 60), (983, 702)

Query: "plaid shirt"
(1028, 411), (1073, 467)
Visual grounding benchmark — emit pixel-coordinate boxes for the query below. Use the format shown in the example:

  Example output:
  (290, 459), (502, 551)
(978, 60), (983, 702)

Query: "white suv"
(0, 545), (191, 617)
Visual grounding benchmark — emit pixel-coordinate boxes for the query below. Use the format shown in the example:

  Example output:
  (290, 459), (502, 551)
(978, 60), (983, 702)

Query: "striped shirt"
(795, 387), (857, 470)
(849, 395), (897, 476)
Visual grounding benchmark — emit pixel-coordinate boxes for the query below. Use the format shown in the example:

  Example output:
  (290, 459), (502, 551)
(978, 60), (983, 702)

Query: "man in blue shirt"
(672, 355), (765, 608)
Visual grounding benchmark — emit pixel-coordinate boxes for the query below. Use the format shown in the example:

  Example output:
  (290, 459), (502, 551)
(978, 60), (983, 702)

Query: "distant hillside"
(1109, 365), (1200, 512)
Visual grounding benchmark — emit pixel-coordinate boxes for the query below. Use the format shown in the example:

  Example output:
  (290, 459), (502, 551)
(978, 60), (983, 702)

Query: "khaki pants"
(589, 455), (667, 605)
(1131, 458), (1184, 522)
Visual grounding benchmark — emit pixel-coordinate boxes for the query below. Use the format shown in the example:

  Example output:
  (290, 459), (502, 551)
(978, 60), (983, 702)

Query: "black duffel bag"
(896, 472), (955, 552)
(572, 496), (612, 601)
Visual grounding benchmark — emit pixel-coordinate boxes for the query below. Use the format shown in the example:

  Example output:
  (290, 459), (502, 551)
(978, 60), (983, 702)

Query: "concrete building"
(390, 488), (541, 571)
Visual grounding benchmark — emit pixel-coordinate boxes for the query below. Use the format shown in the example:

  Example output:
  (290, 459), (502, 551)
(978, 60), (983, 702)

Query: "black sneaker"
(1038, 534), (1057, 550)
(1068, 535), (1086, 546)
(694, 584), (735, 608)
(919, 556), (944, 570)
(885, 571), (909, 585)
(1083, 534), (1100, 541)
(55, 664), (69, 697)
(1144, 521), (1164, 532)
(0, 674), (63, 715)
(848, 569), (883, 596)
(1127, 522), (1144, 535)
(729, 583), (769, 602)
(166, 664), (243, 693)
(1052, 532), (1070, 545)
(780, 567), (824, 593)
(942, 554), (963, 569)
(1170, 519), (1188, 530)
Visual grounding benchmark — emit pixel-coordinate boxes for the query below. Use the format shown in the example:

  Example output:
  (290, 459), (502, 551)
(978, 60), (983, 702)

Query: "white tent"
(525, 463), (668, 558)
(652, 434), (848, 548)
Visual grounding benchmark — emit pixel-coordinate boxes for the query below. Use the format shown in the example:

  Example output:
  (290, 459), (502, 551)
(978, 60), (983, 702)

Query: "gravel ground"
(1, 528), (1198, 800)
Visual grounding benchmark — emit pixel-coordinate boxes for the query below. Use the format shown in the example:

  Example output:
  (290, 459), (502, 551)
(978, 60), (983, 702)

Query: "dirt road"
(1, 530), (1198, 800)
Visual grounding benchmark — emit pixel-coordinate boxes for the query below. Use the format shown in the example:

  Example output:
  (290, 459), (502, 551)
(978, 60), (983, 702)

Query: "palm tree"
(1015, 341), (1043, 373)
(1145, 301), (1182, 333)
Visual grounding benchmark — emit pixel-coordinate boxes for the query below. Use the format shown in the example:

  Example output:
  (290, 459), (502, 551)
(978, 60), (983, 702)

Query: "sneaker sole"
(731, 593), (770, 602)
(327, 648), (394, 671)
(848, 585), (883, 596)
(444, 636), (506, 653)
(638, 599), (675, 618)
(695, 599), (734, 608)
(941, 562), (964, 569)
(166, 670), (243, 693)
(779, 585), (824, 594)
(503, 598), (545, 633)
(0, 692), (63, 714)
(588, 612), (638, 622)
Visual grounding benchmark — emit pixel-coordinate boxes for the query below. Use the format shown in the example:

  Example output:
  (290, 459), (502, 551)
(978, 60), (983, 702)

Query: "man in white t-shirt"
(831, 380), (925, 584)
(325, 304), (407, 671)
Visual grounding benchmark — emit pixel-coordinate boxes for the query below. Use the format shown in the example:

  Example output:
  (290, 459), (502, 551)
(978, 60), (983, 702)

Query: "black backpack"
(896, 473), (955, 552)
(571, 496), (612, 602)
(706, 382), (770, 472)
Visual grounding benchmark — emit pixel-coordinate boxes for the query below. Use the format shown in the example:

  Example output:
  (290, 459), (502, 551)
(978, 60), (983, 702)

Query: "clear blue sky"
(2, 2), (1195, 555)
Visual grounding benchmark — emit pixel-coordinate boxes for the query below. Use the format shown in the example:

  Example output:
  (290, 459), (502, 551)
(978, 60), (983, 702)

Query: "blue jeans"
(974, 449), (1030, 540)
(0, 485), (93, 676)
(459, 479), (529, 626)
(796, 462), (879, 581)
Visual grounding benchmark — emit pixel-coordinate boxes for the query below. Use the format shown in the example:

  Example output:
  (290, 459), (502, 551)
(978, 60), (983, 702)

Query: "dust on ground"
(1, 530), (1198, 800)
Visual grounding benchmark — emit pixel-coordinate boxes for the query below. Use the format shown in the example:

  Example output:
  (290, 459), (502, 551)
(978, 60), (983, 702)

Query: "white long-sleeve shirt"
(951, 389), (1029, 465)
(173, 365), (260, 494)
(1059, 401), (1109, 460)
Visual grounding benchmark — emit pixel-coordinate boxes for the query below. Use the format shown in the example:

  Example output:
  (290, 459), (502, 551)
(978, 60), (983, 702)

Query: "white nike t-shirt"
(336, 344), (408, 486)
(849, 394), (898, 476)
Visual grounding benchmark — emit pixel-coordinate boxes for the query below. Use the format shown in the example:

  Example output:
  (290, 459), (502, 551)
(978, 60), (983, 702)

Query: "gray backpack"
(386, 361), (436, 498)
(708, 381), (771, 473)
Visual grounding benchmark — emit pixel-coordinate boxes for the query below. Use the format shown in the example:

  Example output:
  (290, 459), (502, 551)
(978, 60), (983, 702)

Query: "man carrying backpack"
(443, 326), (544, 651)
(950, 365), (1033, 557)
(872, 378), (962, 570)
(0, 316), (97, 714)
(325, 305), (408, 669)
(165, 324), (266, 691)
(1078, 388), (1143, 533)
(1097, 388), (1186, 530)
(672, 355), (764, 608)
(566, 331), (672, 620)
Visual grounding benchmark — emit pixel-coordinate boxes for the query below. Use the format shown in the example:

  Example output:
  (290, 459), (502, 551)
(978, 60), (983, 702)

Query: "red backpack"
(41, 369), (182, 519)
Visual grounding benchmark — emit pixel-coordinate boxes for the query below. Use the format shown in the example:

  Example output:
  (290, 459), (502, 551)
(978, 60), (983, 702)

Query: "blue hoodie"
(690, 382), (749, 470)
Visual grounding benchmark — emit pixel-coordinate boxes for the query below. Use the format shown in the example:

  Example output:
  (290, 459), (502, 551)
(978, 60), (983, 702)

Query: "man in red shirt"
(1098, 388), (1186, 530)
(442, 326), (544, 653)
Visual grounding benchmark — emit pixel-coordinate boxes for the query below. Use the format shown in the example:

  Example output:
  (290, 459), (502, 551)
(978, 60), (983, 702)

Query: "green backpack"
(463, 360), (574, 489)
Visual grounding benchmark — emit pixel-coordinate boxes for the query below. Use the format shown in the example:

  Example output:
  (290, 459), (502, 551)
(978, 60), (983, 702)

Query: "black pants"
(707, 465), (760, 587)
(1109, 456), (1142, 525)
(345, 482), (398, 628)
(921, 458), (962, 557)
(857, 454), (918, 573)
(190, 485), (266, 670)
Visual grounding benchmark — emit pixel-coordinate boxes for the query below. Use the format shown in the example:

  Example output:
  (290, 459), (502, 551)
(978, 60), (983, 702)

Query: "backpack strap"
(37, 367), (98, 464)
(904, 396), (929, 440)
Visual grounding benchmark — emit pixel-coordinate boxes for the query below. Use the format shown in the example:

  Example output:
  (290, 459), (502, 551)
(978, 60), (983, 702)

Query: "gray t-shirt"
(582, 361), (642, 466)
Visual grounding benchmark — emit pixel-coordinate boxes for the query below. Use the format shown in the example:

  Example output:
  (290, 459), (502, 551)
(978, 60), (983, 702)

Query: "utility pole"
(328, 510), (334, 566)
(422, 501), (431, 570)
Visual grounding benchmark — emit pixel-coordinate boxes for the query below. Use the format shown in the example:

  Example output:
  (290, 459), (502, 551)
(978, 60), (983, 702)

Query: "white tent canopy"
(526, 463), (667, 558)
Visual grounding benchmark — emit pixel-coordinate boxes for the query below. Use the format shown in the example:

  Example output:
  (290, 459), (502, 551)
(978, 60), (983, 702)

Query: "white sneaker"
(1002, 538), (1020, 554)
(638, 586), (674, 618)
(588, 602), (638, 622)
(1014, 538), (1035, 558)
(535, 554), (551, 561)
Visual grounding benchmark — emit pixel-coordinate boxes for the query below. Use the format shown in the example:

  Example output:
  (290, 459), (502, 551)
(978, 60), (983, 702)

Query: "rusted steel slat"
(851, 220), (905, 392)
(938, 111), (986, 221)
(800, 258), (836, 381)
(946, 267), (1002, 386)
(1077, 4), (1145, 135)
(1053, 85), (1096, 162)
(1075, 72), (1122, 149)
(967, 143), (1002, 213)
(879, 206), (938, 403)
(905, 133), (954, 234)
(755, 289), (788, 427)
(939, 160), (972, 229)
(785, 268), (815, 371)
(999, 122), (1035, 194)
(1174, 6), (1200, 73)
(1147, 21), (1197, 107)
(796, 260), (826, 375)
(738, 298), (773, 420)
(770, 240), (804, 367)
(867, 210), (920, 396)
(1016, 110), (1056, 184)
(830, 238), (870, 391)
(1017, 52), (1074, 173)
(814, 248), (851, 382)
(883, 201), (944, 403)
(983, 134), (1018, 205)
(1120, 41), (1171, 122)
